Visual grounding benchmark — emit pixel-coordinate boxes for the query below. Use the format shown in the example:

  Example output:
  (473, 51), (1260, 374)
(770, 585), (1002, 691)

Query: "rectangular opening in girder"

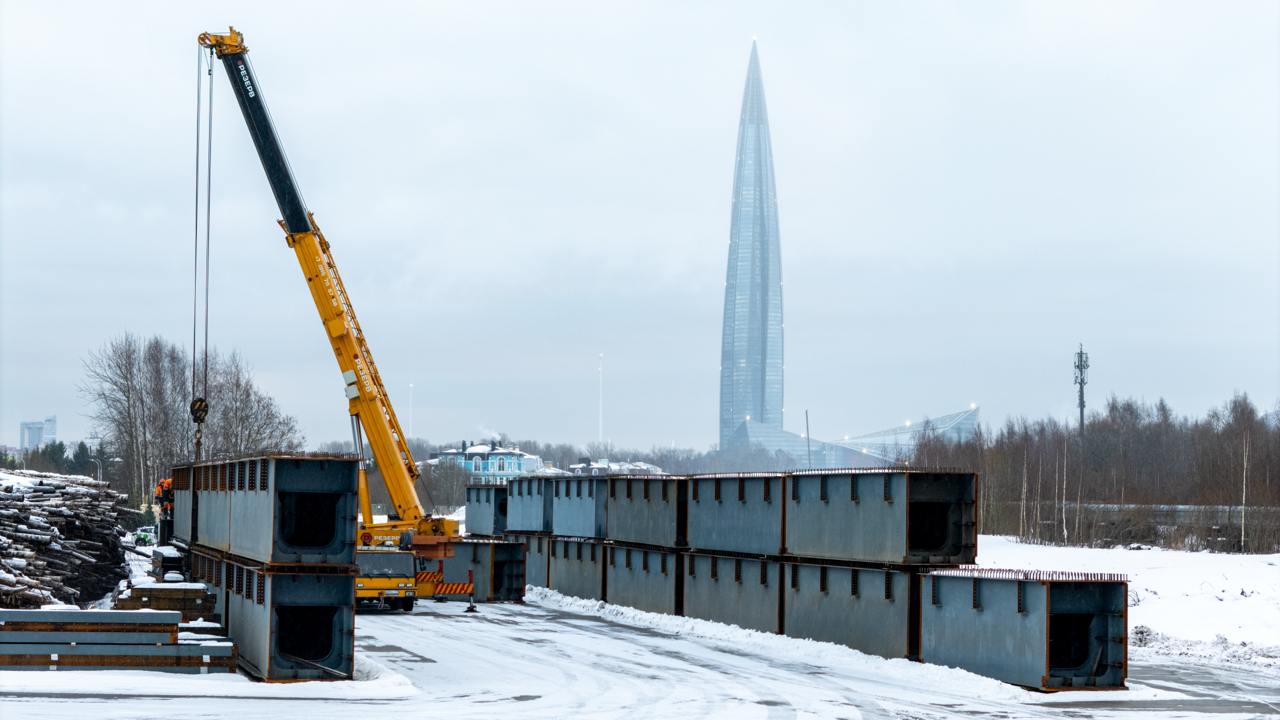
(278, 491), (340, 549)
(275, 605), (339, 664)
(1048, 613), (1095, 671)
(906, 474), (974, 562)
(908, 502), (957, 554)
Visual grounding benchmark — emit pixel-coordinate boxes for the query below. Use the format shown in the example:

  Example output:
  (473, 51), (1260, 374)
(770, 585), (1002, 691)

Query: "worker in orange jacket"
(154, 478), (174, 546)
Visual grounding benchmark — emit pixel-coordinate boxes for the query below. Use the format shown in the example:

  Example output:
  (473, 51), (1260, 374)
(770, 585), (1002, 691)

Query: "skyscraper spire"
(719, 40), (783, 450)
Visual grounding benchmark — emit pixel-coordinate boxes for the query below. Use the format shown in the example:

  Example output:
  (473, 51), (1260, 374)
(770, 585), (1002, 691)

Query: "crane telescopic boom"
(198, 27), (455, 553)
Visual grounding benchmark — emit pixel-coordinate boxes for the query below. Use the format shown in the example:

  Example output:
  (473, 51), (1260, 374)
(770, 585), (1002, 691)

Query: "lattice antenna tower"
(1073, 343), (1089, 434)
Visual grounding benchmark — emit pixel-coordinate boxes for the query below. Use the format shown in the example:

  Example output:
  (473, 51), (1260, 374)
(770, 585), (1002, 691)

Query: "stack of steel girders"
(463, 479), (552, 602)
(511, 467), (1127, 691)
(0, 608), (235, 673)
(172, 454), (358, 681)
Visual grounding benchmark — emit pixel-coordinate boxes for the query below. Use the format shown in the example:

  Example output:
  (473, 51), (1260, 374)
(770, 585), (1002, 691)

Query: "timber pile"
(114, 579), (220, 623)
(0, 470), (128, 607)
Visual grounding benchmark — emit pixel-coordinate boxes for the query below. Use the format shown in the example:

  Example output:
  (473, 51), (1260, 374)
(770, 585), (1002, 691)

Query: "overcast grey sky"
(1, 1), (1277, 451)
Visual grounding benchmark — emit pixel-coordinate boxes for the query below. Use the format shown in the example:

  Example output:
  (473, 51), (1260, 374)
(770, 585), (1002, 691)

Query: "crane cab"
(355, 548), (417, 611)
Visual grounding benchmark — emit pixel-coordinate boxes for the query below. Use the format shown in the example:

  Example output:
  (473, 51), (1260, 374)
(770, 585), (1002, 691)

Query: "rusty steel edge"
(188, 545), (356, 576)
(930, 567), (1130, 583)
(170, 452), (360, 470)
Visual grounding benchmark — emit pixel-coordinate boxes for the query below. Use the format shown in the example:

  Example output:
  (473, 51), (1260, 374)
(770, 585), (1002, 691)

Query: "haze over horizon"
(2, 1), (1277, 451)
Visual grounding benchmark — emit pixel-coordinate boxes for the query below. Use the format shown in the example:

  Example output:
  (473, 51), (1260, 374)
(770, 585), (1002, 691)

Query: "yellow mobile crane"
(196, 28), (459, 575)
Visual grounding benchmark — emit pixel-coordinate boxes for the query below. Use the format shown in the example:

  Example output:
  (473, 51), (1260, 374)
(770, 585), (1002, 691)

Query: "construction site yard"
(1, 538), (1276, 719)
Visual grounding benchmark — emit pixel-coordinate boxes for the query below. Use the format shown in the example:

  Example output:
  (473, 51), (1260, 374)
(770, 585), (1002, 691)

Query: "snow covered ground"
(979, 535), (1280, 651)
(1, 536), (1277, 718)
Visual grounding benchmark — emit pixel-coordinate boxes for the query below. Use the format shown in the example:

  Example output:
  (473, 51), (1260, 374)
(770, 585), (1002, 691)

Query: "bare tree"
(81, 334), (303, 507)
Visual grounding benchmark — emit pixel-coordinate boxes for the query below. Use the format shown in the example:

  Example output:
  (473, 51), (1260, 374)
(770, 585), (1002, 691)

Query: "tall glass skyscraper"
(720, 41), (784, 450)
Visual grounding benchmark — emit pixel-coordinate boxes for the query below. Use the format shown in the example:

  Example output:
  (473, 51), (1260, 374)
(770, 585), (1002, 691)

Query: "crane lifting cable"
(189, 46), (214, 460)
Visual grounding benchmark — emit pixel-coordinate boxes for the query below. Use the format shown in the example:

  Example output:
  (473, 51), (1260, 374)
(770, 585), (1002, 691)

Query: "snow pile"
(1131, 625), (1280, 669)
(978, 535), (1280, 647)
(525, 585), (1031, 704)
(353, 654), (416, 691)
(0, 469), (128, 607)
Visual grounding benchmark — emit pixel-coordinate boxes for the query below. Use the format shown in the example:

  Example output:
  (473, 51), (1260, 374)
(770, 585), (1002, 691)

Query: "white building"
(569, 459), (666, 476)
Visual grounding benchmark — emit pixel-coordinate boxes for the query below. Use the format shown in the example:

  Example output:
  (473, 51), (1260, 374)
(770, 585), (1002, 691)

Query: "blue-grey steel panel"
(507, 477), (553, 533)
(783, 564), (911, 659)
(511, 534), (550, 588)
(920, 574), (1048, 689)
(0, 642), (233, 657)
(196, 485), (231, 553)
(0, 631), (175, 644)
(0, 609), (183, 625)
(682, 554), (779, 634)
(685, 475), (784, 556)
(464, 485), (507, 537)
(550, 477), (608, 538)
(604, 546), (679, 615)
(605, 477), (684, 548)
(785, 472), (977, 565)
(174, 484), (194, 544)
(548, 538), (604, 600)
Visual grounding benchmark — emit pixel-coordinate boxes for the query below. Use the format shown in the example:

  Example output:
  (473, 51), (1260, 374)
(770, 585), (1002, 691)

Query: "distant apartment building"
(429, 441), (548, 485)
(18, 416), (56, 453)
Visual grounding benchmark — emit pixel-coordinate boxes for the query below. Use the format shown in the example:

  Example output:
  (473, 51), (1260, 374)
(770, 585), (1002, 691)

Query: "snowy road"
(2, 592), (1277, 719)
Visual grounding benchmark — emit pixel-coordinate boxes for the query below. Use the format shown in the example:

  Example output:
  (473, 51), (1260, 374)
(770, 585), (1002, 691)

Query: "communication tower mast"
(1074, 344), (1089, 434)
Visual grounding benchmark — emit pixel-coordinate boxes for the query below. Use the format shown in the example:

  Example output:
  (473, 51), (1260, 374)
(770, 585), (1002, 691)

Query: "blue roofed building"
(428, 442), (548, 485)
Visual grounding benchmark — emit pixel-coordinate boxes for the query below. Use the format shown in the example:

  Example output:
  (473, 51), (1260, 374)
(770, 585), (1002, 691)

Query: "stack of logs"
(0, 470), (128, 607)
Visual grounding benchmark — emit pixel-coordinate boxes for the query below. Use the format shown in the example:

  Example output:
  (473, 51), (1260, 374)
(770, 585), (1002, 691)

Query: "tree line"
(78, 333), (303, 507)
(1, 440), (98, 477)
(911, 392), (1279, 553)
(367, 392), (1277, 553)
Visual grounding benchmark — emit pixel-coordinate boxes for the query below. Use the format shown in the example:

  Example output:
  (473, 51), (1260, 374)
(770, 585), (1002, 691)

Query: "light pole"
(409, 383), (415, 439)
(89, 455), (122, 485)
